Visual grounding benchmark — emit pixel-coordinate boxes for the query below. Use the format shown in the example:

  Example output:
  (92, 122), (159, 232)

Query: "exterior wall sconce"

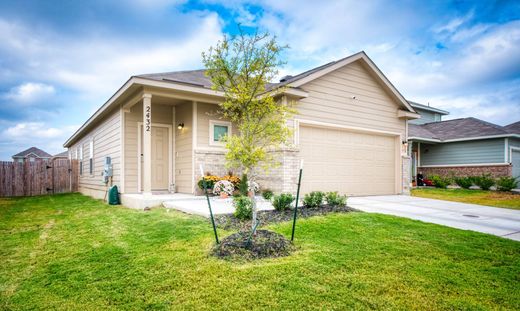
(177, 123), (184, 130)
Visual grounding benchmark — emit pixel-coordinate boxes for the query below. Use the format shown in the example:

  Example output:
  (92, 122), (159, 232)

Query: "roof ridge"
(136, 69), (206, 77)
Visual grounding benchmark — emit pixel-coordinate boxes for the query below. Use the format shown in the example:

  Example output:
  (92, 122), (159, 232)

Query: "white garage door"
(299, 125), (398, 196)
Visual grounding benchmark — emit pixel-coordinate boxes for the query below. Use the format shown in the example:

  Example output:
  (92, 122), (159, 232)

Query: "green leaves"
(202, 27), (293, 174)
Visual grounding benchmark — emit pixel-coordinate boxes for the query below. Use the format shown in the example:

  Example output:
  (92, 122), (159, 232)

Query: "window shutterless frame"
(209, 120), (232, 146)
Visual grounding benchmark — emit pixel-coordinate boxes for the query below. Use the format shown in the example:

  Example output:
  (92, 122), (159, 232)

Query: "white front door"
(140, 125), (170, 191)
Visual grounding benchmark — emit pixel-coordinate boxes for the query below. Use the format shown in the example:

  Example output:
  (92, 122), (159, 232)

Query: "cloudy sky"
(0, 0), (519, 160)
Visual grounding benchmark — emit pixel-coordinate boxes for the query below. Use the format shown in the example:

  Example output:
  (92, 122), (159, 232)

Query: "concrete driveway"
(348, 195), (520, 241)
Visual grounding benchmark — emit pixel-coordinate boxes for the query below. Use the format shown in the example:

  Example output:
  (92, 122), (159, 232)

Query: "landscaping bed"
(211, 229), (294, 260)
(214, 204), (356, 230)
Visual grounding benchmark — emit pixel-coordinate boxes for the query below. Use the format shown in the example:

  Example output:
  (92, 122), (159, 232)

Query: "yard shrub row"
(429, 174), (518, 191)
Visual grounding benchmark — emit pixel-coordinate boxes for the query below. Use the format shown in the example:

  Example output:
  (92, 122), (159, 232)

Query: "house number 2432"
(145, 105), (151, 132)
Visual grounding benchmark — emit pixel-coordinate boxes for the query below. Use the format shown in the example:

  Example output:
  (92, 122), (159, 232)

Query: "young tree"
(202, 29), (294, 232)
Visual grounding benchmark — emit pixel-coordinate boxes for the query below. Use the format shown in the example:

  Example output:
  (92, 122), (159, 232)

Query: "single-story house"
(408, 105), (520, 180)
(63, 51), (421, 206)
(12, 147), (52, 163)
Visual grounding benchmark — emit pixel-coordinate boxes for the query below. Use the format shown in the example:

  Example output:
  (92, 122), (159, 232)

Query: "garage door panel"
(300, 125), (397, 196)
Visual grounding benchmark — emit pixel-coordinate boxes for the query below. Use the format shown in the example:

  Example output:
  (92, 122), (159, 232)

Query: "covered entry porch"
(120, 87), (224, 197)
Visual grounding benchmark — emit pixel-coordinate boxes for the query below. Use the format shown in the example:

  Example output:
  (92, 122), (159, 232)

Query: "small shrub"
(325, 191), (347, 207)
(233, 195), (253, 220)
(496, 176), (518, 192)
(239, 174), (249, 196)
(474, 174), (495, 190)
(262, 190), (274, 200)
(429, 175), (452, 189)
(272, 193), (294, 211)
(454, 176), (473, 189)
(303, 191), (325, 208)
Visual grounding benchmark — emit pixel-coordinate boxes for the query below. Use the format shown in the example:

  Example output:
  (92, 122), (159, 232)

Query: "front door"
(141, 125), (170, 191)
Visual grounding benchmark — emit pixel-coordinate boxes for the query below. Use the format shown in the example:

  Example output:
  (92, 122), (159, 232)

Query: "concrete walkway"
(163, 196), (274, 217)
(348, 195), (520, 241)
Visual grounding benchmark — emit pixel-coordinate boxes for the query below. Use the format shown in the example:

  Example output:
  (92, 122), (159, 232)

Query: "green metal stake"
(201, 165), (219, 244)
(291, 160), (304, 242)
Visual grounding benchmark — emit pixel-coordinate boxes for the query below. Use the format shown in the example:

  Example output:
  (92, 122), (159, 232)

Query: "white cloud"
(3, 82), (55, 104)
(3, 122), (76, 139)
(1, 122), (78, 158)
(0, 12), (224, 100)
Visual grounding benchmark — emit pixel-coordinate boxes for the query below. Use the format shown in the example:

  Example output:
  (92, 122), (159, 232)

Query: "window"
(209, 120), (231, 146)
(29, 157), (35, 162)
(79, 145), (83, 175)
(89, 139), (94, 175)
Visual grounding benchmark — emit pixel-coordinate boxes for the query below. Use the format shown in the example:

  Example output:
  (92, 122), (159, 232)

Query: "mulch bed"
(214, 204), (356, 231)
(211, 229), (294, 260)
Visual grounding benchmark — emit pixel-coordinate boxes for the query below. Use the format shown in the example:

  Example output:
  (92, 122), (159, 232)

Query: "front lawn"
(1, 194), (519, 310)
(412, 188), (520, 210)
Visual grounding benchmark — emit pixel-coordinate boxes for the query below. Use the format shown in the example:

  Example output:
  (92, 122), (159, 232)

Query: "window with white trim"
(79, 145), (83, 175)
(209, 120), (231, 146)
(89, 139), (94, 175)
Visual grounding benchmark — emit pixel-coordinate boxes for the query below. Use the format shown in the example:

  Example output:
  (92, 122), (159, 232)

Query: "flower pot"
(220, 193), (229, 199)
(247, 191), (254, 197)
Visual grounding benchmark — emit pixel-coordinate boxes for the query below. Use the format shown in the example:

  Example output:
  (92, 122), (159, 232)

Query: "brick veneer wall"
(193, 148), (300, 194)
(419, 164), (512, 179)
(402, 156), (411, 195)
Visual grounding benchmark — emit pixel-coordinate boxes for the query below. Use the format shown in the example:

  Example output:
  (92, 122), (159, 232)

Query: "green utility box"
(108, 185), (120, 205)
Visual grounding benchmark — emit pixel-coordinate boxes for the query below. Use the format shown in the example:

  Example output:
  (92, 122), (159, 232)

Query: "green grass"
(1, 194), (519, 310)
(412, 188), (520, 210)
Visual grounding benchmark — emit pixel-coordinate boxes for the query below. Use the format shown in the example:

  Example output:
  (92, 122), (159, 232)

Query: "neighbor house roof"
(64, 51), (418, 147)
(53, 151), (69, 158)
(409, 117), (520, 142)
(408, 101), (449, 115)
(505, 121), (520, 134)
(12, 147), (52, 159)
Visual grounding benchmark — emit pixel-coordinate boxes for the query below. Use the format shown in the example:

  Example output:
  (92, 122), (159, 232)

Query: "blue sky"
(0, 0), (519, 160)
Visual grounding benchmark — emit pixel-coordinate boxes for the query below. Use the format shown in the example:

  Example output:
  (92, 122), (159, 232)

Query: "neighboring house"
(11, 147), (52, 163)
(52, 151), (69, 159)
(63, 51), (421, 207)
(408, 109), (520, 180)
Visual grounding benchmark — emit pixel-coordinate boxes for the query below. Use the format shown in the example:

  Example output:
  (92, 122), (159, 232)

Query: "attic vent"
(279, 75), (293, 82)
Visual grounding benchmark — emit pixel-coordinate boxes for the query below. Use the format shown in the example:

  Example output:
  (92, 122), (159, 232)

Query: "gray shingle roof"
(505, 121), (520, 134)
(409, 117), (518, 141)
(408, 124), (439, 140)
(135, 52), (365, 92)
(137, 69), (212, 88)
(407, 101), (449, 115)
(53, 151), (69, 158)
(13, 147), (52, 158)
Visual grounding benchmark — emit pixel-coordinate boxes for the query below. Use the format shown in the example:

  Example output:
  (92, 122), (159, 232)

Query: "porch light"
(177, 123), (184, 130)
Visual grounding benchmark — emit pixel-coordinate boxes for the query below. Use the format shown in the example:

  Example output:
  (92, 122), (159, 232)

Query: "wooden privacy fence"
(0, 159), (79, 197)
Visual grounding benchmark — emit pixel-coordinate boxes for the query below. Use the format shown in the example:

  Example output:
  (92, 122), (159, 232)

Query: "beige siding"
(71, 109), (121, 199)
(124, 102), (174, 193)
(196, 102), (234, 149)
(297, 61), (406, 136)
(175, 103), (193, 193)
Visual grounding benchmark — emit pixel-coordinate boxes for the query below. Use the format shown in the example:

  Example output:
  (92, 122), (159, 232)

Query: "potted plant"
(213, 180), (234, 198)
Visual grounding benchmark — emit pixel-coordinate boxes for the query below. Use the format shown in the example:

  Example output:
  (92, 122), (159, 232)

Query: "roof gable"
(12, 147), (52, 158)
(285, 52), (415, 113)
